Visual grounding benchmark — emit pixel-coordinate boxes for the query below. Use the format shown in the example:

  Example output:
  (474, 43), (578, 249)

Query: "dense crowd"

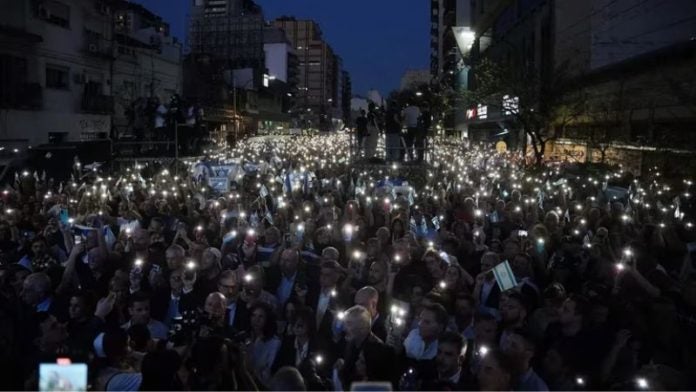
(1, 132), (695, 391)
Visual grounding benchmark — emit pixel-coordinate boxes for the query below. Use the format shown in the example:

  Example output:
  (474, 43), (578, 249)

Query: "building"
(430, 0), (473, 133)
(0, 0), (114, 147)
(465, 0), (696, 173)
(111, 0), (183, 138)
(273, 17), (342, 130)
(187, 0), (266, 140)
(341, 71), (352, 125)
(400, 69), (430, 91)
(188, 0), (265, 71)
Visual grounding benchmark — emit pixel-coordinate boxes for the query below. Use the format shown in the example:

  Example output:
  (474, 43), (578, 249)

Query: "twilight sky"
(131, 0), (430, 96)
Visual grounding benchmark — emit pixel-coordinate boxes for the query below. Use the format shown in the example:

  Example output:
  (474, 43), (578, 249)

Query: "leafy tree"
(460, 58), (585, 165)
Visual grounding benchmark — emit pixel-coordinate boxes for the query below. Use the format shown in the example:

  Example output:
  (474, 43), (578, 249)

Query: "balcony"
(81, 94), (113, 114)
(0, 83), (43, 110)
(83, 31), (114, 59)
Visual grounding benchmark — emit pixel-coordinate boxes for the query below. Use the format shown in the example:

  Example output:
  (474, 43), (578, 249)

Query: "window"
(503, 95), (519, 115)
(37, 1), (70, 28)
(477, 104), (488, 120)
(46, 64), (69, 90)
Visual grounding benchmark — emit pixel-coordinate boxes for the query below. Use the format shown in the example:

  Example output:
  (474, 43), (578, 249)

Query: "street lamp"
(416, 91), (423, 97)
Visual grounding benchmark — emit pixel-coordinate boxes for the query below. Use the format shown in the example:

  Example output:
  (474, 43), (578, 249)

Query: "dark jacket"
(342, 332), (395, 386)
(271, 335), (318, 374)
(150, 288), (198, 325)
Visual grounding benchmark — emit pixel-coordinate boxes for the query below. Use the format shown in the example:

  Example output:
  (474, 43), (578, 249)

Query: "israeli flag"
(492, 261), (518, 292)
(283, 172), (292, 194)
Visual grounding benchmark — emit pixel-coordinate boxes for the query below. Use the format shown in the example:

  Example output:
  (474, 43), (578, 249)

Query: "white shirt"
(403, 328), (438, 360)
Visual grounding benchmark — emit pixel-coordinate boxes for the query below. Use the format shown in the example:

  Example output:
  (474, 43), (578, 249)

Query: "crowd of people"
(0, 132), (695, 391)
(354, 101), (432, 162)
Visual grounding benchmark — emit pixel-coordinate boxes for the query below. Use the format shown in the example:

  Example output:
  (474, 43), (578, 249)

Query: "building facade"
(0, 0), (114, 147)
(465, 0), (696, 172)
(112, 0), (183, 138)
(430, 0), (473, 133)
(273, 18), (344, 130)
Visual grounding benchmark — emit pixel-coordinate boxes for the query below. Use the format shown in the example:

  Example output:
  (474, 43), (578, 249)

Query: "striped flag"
(492, 261), (518, 292)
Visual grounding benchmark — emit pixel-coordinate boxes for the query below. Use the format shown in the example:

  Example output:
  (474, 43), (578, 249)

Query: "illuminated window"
(503, 95), (519, 115)
(477, 104), (488, 120)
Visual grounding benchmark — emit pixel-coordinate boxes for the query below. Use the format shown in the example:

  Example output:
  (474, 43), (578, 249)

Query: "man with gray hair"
(22, 272), (57, 314)
(321, 246), (339, 262)
(354, 286), (387, 341)
(165, 244), (186, 271)
(339, 305), (394, 386)
(269, 366), (306, 391)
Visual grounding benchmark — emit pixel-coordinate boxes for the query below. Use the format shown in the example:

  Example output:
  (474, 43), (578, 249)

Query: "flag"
(492, 261), (518, 292)
(303, 172), (309, 195)
(283, 172), (292, 194)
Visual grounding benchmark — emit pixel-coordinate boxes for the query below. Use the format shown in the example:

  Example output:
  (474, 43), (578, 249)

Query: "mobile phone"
(59, 208), (69, 225)
(39, 362), (88, 392)
(184, 261), (196, 280)
(518, 230), (528, 237)
(133, 258), (144, 274)
(152, 264), (161, 274)
(74, 235), (83, 245)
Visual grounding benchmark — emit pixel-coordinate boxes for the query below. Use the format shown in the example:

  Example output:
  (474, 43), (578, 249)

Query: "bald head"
(355, 286), (379, 317)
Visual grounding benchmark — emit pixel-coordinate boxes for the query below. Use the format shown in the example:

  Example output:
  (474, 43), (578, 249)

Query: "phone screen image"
(39, 363), (88, 392)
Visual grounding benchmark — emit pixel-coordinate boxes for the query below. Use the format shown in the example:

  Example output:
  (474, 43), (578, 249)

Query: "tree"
(460, 58), (585, 165)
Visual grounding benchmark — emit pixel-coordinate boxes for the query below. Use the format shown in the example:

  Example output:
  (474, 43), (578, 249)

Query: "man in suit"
(21, 272), (67, 320)
(150, 267), (198, 327)
(354, 286), (388, 341)
(305, 260), (344, 343)
(266, 249), (306, 310)
(339, 305), (395, 386)
(217, 269), (249, 333)
(421, 331), (475, 390)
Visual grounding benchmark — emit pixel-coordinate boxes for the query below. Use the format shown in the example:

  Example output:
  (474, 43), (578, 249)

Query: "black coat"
(271, 335), (318, 374)
(341, 333), (396, 386)
(150, 288), (198, 324)
(224, 299), (250, 334)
